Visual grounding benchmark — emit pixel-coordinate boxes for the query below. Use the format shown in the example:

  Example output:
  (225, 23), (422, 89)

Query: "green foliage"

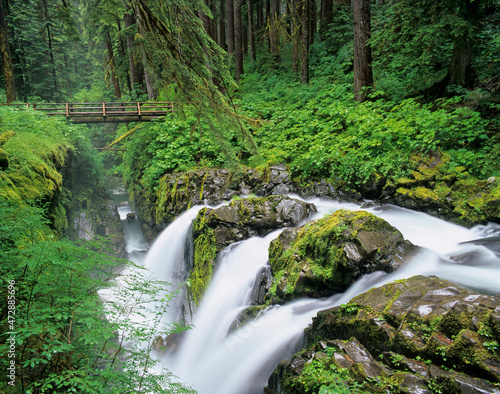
(6, 0), (97, 101)
(123, 103), (257, 195)
(0, 107), (71, 206)
(0, 198), (194, 393)
(285, 355), (366, 394)
(237, 81), (495, 187)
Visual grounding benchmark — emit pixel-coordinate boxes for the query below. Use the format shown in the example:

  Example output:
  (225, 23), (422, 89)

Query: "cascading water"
(139, 197), (500, 394)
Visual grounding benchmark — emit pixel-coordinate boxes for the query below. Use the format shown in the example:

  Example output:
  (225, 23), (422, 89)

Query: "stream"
(108, 187), (500, 394)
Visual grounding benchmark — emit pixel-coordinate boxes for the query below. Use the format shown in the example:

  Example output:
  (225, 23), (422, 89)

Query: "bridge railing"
(0, 102), (178, 118)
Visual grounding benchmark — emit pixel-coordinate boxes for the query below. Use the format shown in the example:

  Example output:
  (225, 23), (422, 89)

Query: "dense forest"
(1, 0), (500, 393)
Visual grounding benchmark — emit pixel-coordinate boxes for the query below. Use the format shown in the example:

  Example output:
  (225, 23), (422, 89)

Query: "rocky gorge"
(126, 162), (500, 393)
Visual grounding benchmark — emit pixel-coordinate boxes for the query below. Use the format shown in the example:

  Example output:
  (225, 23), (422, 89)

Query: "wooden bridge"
(0, 102), (182, 123)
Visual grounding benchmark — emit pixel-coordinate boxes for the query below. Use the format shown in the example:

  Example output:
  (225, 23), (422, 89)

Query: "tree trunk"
(226, 0), (234, 56)
(247, 0), (256, 61)
(124, 8), (140, 93)
(300, 0), (310, 84)
(424, 0), (480, 97)
(42, 0), (58, 96)
(257, 0), (263, 28)
(201, 0), (215, 40)
(219, 0), (226, 49)
(309, 0), (315, 46)
(447, 40), (474, 88)
(234, 0), (244, 80)
(269, 0), (279, 56)
(352, 0), (373, 101)
(0, 0), (15, 102)
(106, 31), (121, 100)
(292, 0), (300, 74)
(117, 19), (132, 93)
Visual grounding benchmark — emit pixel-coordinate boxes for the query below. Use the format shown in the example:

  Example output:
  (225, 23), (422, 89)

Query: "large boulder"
(266, 275), (500, 394)
(187, 195), (317, 306)
(267, 209), (416, 302)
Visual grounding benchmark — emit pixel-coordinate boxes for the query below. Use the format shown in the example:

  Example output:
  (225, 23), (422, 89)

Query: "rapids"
(123, 196), (500, 393)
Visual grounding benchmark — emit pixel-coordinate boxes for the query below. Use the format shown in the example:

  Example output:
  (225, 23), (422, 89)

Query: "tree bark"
(300, 0), (310, 84)
(117, 19), (132, 93)
(106, 31), (121, 100)
(124, 7), (140, 93)
(226, 0), (234, 56)
(309, 0), (315, 46)
(0, 0), (16, 102)
(352, 0), (373, 101)
(257, 0), (263, 29)
(247, 0), (256, 61)
(424, 0), (480, 97)
(269, 0), (279, 56)
(218, 0), (226, 49)
(234, 0), (244, 81)
(292, 0), (300, 74)
(42, 0), (58, 96)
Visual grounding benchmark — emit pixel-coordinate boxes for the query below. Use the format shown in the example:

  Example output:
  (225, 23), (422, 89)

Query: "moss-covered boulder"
(267, 210), (416, 302)
(379, 152), (500, 225)
(187, 195), (317, 305)
(266, 276), (500, 394)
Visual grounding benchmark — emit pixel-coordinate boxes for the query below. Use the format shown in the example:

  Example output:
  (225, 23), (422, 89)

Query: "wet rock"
(146, 166), (298, 231)
(267, 209), (417, 302)
(126, 212), (136, 220)
(265, 276), (500, 394)
(187, 195), (317, 306)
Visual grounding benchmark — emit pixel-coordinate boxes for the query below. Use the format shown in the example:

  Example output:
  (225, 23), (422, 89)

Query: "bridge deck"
(0, 102), (183, 123)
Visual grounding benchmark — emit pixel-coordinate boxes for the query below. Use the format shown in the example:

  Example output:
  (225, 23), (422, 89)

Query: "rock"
(187, 195), (317, 306)
(132, 165), (305, 236)
(267, 209), (416, 302)
(0, 148), (9, 170)
(126, 212), (136, 220)
(266, 276), (500, 393)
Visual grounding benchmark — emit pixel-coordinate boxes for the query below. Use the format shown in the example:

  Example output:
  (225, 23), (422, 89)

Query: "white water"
(136, 198), (500, 394)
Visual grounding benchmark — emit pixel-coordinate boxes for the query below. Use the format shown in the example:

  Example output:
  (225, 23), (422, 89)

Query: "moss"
(188, 210), (219, 305)
(48, 202), (68, 237)
(269, 209), (402, 301)
(396, 186), (439, 204)
(0, 131), (16, 146)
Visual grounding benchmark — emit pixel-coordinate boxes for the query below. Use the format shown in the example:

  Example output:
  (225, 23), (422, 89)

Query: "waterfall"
(137, 199), (500, 393)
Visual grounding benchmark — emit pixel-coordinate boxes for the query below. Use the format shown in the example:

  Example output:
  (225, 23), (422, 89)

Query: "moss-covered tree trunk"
(0, 0), (16, 102)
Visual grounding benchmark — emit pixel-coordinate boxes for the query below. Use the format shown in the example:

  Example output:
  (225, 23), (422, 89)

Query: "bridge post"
(65, 102), (69, 117)
(137, 102), (141, 116)
(102, 102), (106, 117)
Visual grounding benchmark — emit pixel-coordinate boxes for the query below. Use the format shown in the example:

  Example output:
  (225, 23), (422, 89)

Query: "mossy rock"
(265, 276), (500, 394)
(187, 195), (316, 306)
(268, 209), (416, 302)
